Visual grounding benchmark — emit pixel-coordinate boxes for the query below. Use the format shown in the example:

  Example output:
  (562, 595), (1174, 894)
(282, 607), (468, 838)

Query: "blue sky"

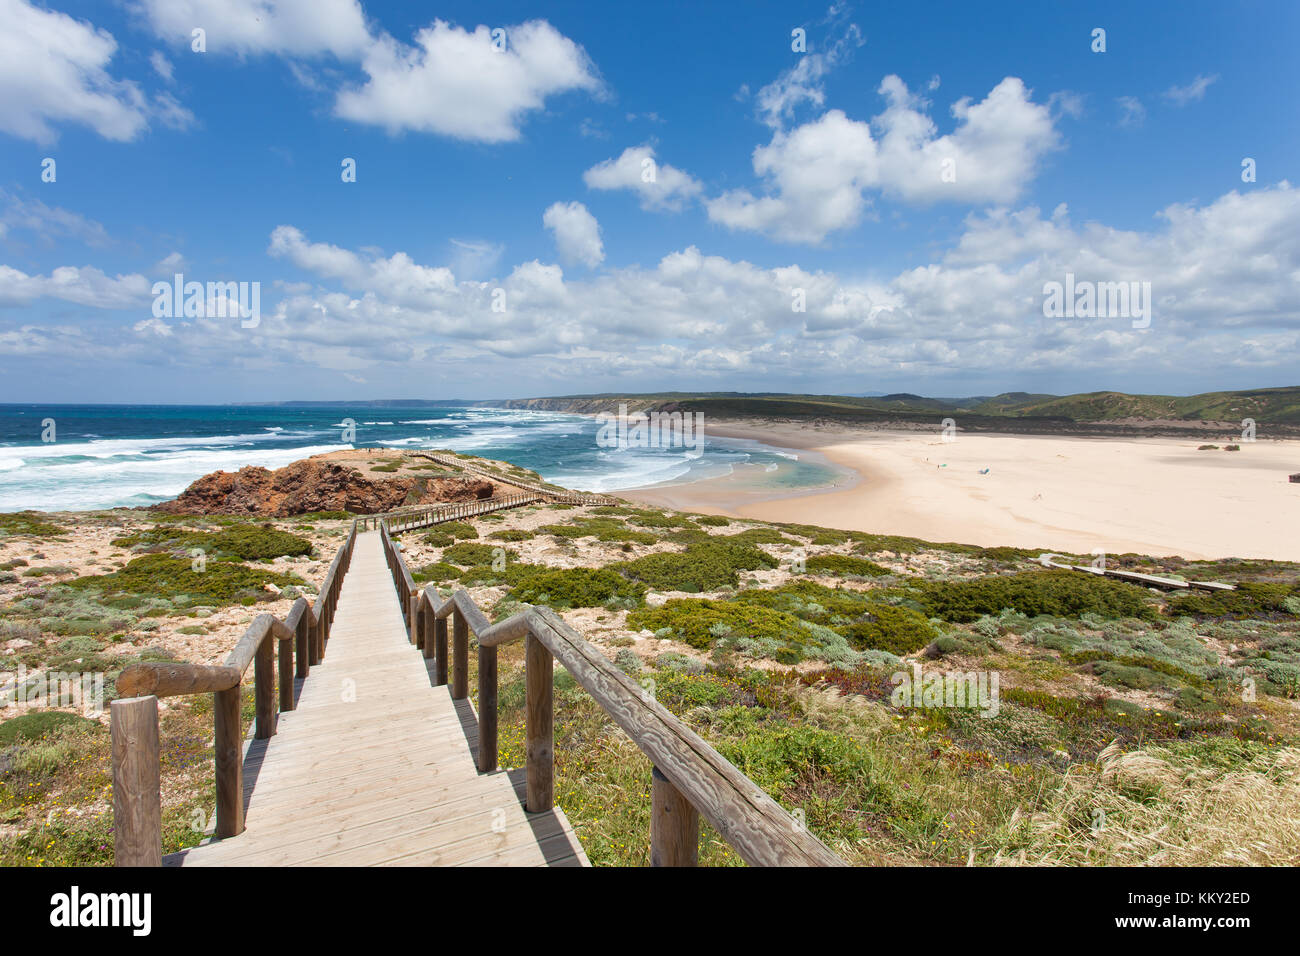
(0, 0), (1297, 402)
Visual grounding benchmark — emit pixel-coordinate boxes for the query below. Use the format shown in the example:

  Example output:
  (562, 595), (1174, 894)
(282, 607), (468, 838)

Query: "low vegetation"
(4, 459), (1297, 868)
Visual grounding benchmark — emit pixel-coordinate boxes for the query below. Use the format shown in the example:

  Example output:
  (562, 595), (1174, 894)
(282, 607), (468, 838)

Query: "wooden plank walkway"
(164, 530), (588, 867)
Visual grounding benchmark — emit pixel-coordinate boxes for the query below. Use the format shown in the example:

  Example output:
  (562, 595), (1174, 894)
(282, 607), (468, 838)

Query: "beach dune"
(623, 423), (1300, 562)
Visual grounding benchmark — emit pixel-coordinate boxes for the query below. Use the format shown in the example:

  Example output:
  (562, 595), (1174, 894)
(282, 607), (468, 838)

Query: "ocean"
(0, 404), (843, 512)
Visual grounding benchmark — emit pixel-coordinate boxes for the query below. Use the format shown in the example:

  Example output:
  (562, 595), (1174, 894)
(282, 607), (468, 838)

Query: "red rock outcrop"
(153, 460), (495, 516)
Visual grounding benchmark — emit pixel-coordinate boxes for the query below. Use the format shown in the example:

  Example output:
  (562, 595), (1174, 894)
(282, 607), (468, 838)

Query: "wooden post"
(452, 608), (468, 700)
(651, 766), (699, 866)
(214, 685), (244, 838)
(434, 614), (449, 685)
(524, 633), (553, 813)
(111, 696), (161, 867)
(277, 633), (294, 712)
(309, 599), (323, 666)
(296, 611), (310, 678)
(478, 644), (498, 773)
(422, 604), (435, 661)
(409, 594), (420, 646)
(254, 635), (275, 740)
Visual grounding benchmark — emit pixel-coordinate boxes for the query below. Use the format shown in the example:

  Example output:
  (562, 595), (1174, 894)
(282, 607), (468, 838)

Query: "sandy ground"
(622, 421), (1300, 562)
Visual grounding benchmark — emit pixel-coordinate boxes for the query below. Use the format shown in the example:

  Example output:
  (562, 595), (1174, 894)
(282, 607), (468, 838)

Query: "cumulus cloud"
(755, 12), (865, 128)
(1163, 74), (1218, 106)
(0, 0), (151, 144)
(136, 0), (372, 58)
(708, 76), (1059, 242)
(0, 264), (151, 308)
(336, 20), (601, 141)
(138, 4), (601, 142)
(268, 224), (456, 306)
(542, 202), (604, 268)
(582, 145), (703, 212)
(8, 186), (1297, 392)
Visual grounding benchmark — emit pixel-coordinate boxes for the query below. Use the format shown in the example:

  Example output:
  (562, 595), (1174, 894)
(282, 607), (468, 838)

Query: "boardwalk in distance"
(165, 530), (587, 867)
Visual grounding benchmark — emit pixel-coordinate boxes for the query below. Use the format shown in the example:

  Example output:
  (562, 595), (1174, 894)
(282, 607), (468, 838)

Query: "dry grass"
(996, 741), (1300, 866)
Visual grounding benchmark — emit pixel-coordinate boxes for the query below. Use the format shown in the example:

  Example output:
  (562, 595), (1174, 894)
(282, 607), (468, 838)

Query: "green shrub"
(441, 543), (513, 567)
(206, 526), (312, 560)
(111, 524), (311, 560)
(487, 529), (535, 542)
(914, 571), (1158, 623)
(537, 519), (658, 545)
(65, 554), (302, 607)
(0, 512), (66, 538)
(762, 522), (852, 545)
(628, 599), (805, 651)
(435, 522), (479, 540)
(508, 566), (646, 609)
(804, 554), (889, 578)
(22, 566), (74, 578)
(412, 562), (463, 583)
(694, 515), (730, 527)
(615, 540), (777, 592)
(614, 649), (643, 673)
(845, 605), (936, 655)
(724, 527), (792, 545)
(0, 711), (98, 745)
(1167, 582), (1300, 620)
(420, 531), (455, 547)
(624, 511), (695, 529)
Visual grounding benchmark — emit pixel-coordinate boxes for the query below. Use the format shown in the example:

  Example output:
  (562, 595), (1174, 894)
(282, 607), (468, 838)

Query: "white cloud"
(149, 51), (174, 82)
(0, 191), (112, 247)
(0, 0), (150, 144)
(708, 75), (1059, 242)
(706, 110), (876, 243)
(755, 17), (864, 128)
(334, 20), (601, 141)
(542, 202), (604, 268)
(137, 4), (600, 142)
(1163, 74), (1218, 106)
(136, 0), (372, 58)
(9, 186), (1298, 392)
(582, 145), (702, 212)
(268, 224), (456, 306)
(0, 264), (151, 308)
(1116, 96), (1146, 127)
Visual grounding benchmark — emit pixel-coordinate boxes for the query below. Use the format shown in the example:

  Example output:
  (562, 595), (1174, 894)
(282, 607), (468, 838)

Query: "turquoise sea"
(0, 404), (844, 512)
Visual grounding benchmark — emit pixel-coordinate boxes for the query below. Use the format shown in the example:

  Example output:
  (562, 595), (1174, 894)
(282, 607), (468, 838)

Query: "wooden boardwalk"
(164, 530), (588, 867)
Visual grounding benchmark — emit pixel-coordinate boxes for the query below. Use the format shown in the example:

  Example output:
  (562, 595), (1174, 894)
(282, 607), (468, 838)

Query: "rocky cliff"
(152, 459), (495, 517)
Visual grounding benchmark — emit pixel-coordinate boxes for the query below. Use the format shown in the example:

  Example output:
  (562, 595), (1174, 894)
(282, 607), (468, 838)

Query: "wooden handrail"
(110, 523), (359, 866)
(406, 452), (619, 505)
(379, 517), (843, 867)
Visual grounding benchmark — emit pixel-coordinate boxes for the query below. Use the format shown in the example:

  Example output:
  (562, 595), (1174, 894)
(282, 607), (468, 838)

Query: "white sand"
(623, 424), (1300, 562)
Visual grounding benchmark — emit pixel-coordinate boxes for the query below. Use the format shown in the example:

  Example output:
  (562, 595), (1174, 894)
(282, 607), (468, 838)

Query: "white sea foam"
(0, 443), (347, 512)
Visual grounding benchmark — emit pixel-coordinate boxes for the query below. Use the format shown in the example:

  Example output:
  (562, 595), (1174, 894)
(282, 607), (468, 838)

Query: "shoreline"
(620, 419), (1300, 562)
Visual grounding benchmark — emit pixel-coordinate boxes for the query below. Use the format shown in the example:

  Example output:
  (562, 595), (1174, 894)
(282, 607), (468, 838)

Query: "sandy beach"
(621, 421), (1300, 562)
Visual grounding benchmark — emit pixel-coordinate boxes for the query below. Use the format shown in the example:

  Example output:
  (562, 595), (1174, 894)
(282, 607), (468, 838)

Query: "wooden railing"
(378, 519), (844, 867)
(109, 524), (358, 866)
(362, 492), (545, 534)
(405, 451), (618, 505)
